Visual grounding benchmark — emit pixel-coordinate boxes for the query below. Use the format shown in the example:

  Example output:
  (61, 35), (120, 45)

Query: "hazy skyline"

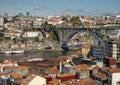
(0, 0), (120, 16)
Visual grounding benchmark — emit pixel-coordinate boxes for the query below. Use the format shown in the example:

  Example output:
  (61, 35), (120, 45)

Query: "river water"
(0, 50), (76, 61)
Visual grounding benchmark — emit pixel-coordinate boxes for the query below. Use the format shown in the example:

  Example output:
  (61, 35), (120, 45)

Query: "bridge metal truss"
(59, 28), (105, 49)
(36, 27), (119, 50)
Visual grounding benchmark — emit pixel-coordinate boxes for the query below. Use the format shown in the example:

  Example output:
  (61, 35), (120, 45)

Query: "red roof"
(57, 73), (76, 82)
(43, 76), (52, 83)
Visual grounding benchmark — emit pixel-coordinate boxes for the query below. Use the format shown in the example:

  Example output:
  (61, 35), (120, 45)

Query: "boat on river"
(4, 50), (26, 54)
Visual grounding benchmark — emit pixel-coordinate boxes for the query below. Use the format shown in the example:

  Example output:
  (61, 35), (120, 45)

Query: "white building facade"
(0, 16), (4, 26)
(112, 73), (120, 85)
(28, 76), (46, 85)
(23, 31), (43, 38)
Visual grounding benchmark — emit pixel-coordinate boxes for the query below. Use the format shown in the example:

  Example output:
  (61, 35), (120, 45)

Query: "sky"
(0, 0), (120, 16)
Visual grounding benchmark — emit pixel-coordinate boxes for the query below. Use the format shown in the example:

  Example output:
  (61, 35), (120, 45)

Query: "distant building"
(0, 73), (11, 85)
(3, 32), (21, 40)
(69, 64), (90, 79)
(33, 18), (44, 28)
(90, 45), (106, 59)
(105, 41), (120, 60)
(4, 22), (15, 31)
(57, 73), (76, 82)
(7, 17), (13, 21)
(90, 65), (100, 78)
(47, 67), (60, 78)
(109, 30), (120, 39)
(14, 74), (47, 85)
(71, 55), (95, 65)
(27, 75), (46, 85)
(103, 57), (116, 68)
(112, 73), (120, 85)
(107, 68), (120, 85)
(23, 31), (43, 38)
(0, 59), (29, 85)
(0, 16), (4, 26)
(116, 15), (120, 18)
(47, 16), (63, 25)
(81, 44), (90, 57)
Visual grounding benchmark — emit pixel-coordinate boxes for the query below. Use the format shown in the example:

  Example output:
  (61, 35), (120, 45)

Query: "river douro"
(0, 50), (76, 61)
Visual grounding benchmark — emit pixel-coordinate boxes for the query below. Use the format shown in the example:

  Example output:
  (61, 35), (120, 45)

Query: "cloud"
(110, 10), (120, 15)
(13, 8), (24, 11)
(28, 6), (51, 16)
(61, 6), (90, 15)
(30, 6), (49, 11)
(77, 9), (86, 13)
(97, 10), (120, 16)
(61, 6), (76, 13)
(0, 0), (16, 5)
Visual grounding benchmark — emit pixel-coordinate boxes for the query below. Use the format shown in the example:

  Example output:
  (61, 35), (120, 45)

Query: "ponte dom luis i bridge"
(35, 27), (120, 50)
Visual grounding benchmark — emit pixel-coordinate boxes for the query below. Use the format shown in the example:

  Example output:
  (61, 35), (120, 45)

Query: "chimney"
(59, 62), (63, 73)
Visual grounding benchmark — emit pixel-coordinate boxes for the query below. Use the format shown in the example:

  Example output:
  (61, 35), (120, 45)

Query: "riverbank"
(0, 49), (76, 61)
(27, 48), (63, 52)
(27, 47), (80, 52)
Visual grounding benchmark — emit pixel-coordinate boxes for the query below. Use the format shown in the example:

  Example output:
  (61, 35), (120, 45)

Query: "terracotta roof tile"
(93, 73), (107, 80)
(100, 67), (109, 72)
(72, 64), (89, 71)
(47, 67), (60, 74)
(21, 74), (37, 85)
(109, 68), (120, 73)
(58, 73), (75, 77)
(0, 73), (9, 76)
(48, 78), (60, 84)
(81, 44), (90, 49)
(61, 78), (93, 85)
(90, 65), (100, 70)
(4, 66), (25, 68)
(76, 78), (93, 85)
(14, 78), (25, 84)
(57, 73), (76, 82)
(10, 72), (23, 78)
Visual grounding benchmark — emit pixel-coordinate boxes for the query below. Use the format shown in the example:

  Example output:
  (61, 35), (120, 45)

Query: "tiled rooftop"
(93, 72), (107, 80)
(90, 65), (100, 70)
(10, 72), (23, 78)
(48, 78), (60, 85)
(58, 73), (75, 77)
(72, 64), (89, 70)
(47, 67), (60, 74)
(109, 68), (120, 73)
(14, 78), (25, 84)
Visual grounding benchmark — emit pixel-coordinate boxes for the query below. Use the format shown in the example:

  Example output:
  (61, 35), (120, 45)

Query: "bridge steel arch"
(60, 28), (104, 50)
(36, 27), (105, 50)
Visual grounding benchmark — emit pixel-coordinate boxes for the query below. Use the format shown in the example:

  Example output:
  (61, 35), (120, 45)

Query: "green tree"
(40, 38), (45, 45)
(34, 36), (39, 42)
(3, 17), (8, 24)
(70, 16), (80, 27)
(0, 32), (4, 40)
(97, 32), (105, 39)
(70, 16), (80, 24)
(41, 21), (55, 28)
(4, 37), (11, 41)
(51, 32), (57, 41)
(19, 37), (28, 43)
(0, 32), (4, 37)
(12, 15), (19, 21)
(62, 17), (68, 21)
(26, 12), (30, 18)
(20, 28), (29, 38)
(41, 21), (48, 28)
